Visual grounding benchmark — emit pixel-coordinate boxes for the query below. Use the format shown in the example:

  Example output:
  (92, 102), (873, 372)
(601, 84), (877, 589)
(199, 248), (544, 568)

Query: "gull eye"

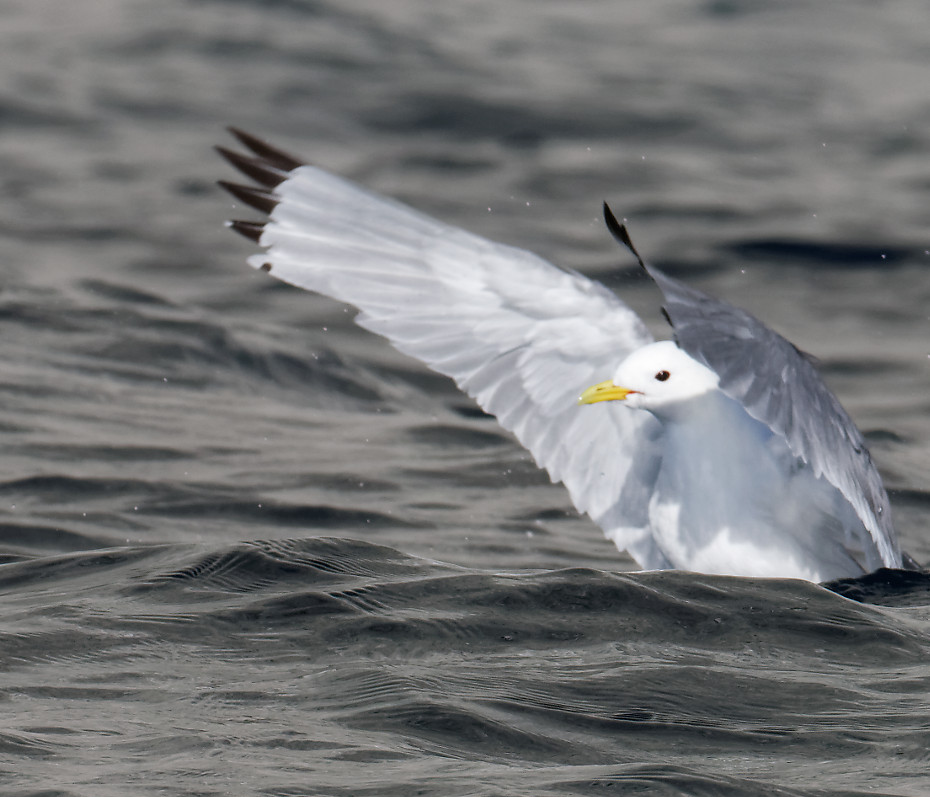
(655, 370), (670, 382)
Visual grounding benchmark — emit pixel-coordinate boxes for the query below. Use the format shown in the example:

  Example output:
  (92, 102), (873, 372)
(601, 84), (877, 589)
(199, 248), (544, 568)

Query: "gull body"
(587, 341), (880, 581)
(218, 129), (906, 583)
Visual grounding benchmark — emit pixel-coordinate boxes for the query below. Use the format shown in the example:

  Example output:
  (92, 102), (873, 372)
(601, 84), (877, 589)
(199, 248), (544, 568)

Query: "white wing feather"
(230, 160), (665, 558)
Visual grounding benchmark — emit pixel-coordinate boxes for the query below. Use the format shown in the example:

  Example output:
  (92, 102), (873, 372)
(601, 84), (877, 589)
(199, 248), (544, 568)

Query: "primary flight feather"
(217, 128), (905, 582)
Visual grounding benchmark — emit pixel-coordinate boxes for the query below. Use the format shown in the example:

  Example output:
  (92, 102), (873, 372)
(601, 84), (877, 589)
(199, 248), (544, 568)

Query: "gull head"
(579, 341), (720, 416)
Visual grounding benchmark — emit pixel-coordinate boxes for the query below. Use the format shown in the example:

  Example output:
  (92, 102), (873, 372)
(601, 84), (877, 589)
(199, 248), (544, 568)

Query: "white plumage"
(218, 129), (906, 582)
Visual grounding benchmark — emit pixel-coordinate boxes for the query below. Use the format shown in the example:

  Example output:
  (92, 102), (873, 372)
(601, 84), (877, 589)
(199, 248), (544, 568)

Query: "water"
(2, 0), (930, 794)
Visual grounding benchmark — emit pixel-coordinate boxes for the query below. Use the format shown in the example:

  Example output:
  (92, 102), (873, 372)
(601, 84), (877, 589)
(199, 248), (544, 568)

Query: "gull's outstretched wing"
(596, 218), (901, 569)
(217, 130), (666, 563)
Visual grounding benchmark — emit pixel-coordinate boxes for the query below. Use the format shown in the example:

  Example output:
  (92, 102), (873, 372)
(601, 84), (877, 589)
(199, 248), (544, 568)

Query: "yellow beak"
(578, 379), (637, 405)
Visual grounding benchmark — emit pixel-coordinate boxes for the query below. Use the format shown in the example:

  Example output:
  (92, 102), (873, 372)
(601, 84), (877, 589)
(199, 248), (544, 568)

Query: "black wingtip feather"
(227, 219), (266, 243)
(214, 145), (291, 188)
(602, 202), (646, 271)
(226, 127), (305, 172)
(218, 180), (279, 215)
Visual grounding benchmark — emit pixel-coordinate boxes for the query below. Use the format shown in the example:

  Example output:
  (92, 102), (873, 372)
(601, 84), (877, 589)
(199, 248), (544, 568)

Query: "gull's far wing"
(643, 260), (901, 569)
(217, 130), (664, 560)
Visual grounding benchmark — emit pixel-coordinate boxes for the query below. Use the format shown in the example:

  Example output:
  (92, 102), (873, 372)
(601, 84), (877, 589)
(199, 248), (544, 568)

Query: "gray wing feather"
(644, 262), (901, 568)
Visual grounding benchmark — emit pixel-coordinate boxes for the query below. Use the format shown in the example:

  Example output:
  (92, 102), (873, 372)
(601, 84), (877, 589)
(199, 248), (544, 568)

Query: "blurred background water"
(2, 1), (930, 795)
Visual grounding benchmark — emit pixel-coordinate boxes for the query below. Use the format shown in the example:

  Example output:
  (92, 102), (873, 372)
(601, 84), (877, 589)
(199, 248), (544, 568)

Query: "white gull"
(217, 128), (907, 582)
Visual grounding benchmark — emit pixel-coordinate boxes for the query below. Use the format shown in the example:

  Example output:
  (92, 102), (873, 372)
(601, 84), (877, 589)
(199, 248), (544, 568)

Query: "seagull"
(217, 128), (909, 582)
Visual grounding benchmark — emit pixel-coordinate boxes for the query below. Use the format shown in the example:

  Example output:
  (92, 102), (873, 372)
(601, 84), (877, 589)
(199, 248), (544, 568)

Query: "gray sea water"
(3, 1), (930, 795)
